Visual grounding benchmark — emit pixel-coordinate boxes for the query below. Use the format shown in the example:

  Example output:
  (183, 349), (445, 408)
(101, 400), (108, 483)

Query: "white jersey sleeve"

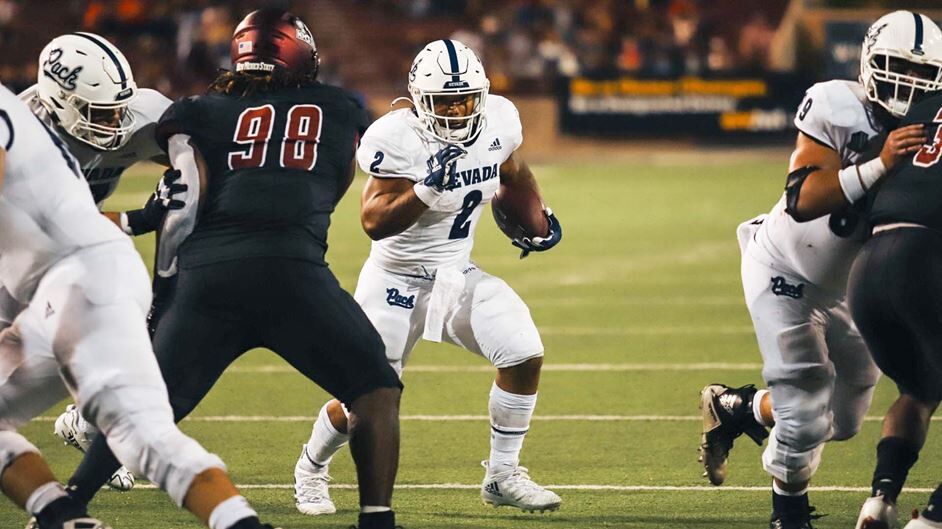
(356, 109), (427, 182)
(127, 88), (172, 161)
(793, 80), (877, 165)
(489, 95), (523, 153)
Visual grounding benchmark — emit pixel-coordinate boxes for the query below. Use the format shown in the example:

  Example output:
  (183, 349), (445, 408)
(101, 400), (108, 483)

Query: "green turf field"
(4, 154), (941, 528)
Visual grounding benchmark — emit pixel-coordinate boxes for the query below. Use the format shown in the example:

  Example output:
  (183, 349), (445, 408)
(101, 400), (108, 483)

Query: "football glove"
(422, 144), (466, 191)
(513, 208), (562, 259)
(125, 168), (188, 235)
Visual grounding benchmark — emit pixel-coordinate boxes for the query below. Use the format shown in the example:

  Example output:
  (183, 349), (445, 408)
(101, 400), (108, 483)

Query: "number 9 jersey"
(155, 83), (370, 268)
(356, 95), (522, 275)
(750, 80), (883, 294)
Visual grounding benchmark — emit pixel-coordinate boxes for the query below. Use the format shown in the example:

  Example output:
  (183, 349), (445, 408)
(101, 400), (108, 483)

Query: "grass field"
(4, 152), (942, 528)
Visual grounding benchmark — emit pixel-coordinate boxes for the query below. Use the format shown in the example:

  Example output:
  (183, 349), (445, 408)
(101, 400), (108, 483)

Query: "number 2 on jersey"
(228, 104), (323, 171)
(449, 190), (483, 240)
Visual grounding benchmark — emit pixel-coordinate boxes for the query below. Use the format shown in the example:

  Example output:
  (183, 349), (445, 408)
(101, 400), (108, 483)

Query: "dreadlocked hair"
(208, 68), (318, 97)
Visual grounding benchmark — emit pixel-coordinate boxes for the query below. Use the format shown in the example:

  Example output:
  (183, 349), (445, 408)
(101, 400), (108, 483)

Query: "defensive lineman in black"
(65, 10), (404, 529)
(848, 90), (942, 529)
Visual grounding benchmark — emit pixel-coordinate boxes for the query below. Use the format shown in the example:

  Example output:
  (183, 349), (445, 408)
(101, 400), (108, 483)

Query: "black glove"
(422, 144), (466, 191)
(513, 208), (562, 259)
(125, 168), (188, 235)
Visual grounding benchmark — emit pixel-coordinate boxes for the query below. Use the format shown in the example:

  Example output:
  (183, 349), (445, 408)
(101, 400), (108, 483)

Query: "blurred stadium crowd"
(0, 0), (793, 98)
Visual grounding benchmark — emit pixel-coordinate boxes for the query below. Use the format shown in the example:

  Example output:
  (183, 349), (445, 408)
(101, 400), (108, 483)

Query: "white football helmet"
(36, 33), (137, 150)
(860, 11), (942, 118)
(408, 39), (489, 144)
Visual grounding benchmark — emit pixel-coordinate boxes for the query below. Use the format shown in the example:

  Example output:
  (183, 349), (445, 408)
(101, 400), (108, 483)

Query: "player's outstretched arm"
(360, 176), (429, 240)
(787, 125), (925, 221)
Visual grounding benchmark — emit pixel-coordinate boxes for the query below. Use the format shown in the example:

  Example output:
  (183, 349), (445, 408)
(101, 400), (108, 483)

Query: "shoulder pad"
(356, 109), (426, 181)
(485, 95), (523, 151)
(132, 89), (173, 126)
(794, 81), (868, 151)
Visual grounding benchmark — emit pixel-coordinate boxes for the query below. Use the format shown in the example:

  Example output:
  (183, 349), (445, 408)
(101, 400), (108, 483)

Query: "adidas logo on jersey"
(488, 138), (502, 151)
(385, 288), (415, 309)
(770, 276), (804, 299)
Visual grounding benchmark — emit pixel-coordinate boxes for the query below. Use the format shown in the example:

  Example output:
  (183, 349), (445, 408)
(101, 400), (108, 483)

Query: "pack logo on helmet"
(42, 48), (82, 91)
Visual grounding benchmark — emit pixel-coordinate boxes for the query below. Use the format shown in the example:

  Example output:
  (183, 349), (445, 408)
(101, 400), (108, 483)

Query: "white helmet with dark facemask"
(860, 10), (942, 118)
(36, 32), (137, 150)
(408, 39), (489, 144)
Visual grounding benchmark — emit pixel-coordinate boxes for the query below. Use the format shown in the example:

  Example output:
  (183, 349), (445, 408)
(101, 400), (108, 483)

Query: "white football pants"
(739, 219), (880, 484)
(0, 241), (224, 506)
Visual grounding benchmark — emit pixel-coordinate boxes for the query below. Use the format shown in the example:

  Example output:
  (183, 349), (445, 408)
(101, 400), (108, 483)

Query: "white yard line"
(32, 414), (942, 423)
(225, 362), (764, 374)
(125, 483), (936, 493)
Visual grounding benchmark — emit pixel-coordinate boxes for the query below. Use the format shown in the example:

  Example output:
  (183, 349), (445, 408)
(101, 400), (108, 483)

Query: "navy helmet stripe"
(72, 32), (128, 89)
(442, 39), (461, 82)
(913, 12), (925, 54)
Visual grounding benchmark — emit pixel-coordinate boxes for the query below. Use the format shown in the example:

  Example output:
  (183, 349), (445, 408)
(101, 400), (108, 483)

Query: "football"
(491, 183), (549, 241)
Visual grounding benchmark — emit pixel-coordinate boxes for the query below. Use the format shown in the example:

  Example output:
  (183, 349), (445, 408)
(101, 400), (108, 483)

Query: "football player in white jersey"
(293, 39), (563, 516)
(13, 32), (188, 493)
(698, 11), (942, 529)
(0, 82), (278, 529)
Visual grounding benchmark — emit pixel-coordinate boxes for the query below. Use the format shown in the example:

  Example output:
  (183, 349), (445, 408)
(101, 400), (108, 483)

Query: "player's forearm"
(102, 211), (123, 229)
(361, 191), (427, 240)
(791, 169), (846, 221)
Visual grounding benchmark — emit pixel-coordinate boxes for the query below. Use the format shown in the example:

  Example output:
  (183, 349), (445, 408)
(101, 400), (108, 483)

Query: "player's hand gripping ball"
(491, 184), (562, 258)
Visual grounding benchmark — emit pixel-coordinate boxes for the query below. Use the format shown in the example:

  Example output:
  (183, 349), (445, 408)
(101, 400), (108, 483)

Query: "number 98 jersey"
(357, 95), (522, 275)
(750, 80), (883, 294)
(155, 83), (370, 268)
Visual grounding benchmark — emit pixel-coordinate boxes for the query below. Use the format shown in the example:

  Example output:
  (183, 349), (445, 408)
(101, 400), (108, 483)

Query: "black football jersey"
(869, 91), (942, 230)
(156, 82), (370, 267)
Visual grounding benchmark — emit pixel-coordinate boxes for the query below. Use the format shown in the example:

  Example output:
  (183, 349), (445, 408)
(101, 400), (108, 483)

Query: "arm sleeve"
(155, 97), (196, 153)
(356, 121), (422, 182)
(792, 84), (845, 152)
(155, 134), (201, 278)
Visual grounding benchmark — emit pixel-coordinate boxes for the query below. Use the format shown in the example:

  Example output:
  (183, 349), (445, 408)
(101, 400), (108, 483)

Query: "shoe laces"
(295, 471), (331, 500)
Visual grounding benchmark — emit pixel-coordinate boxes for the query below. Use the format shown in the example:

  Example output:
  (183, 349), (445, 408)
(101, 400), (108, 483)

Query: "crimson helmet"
(231, 8), (319, 77)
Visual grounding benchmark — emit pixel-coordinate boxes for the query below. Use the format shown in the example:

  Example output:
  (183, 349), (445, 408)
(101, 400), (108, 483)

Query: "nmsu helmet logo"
(294, 19), (315, 48)
(42, 48), (83, 91)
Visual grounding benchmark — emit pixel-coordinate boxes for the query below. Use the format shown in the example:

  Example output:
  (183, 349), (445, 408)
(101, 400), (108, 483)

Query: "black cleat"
(769, 506), (824, 529)
(699, 383), (770, 485)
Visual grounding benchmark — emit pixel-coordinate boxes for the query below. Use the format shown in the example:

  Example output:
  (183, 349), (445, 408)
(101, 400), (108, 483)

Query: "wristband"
(119, 212), (134, 235)
(838, 157), (886, 203)
(413, 182), (444, 207)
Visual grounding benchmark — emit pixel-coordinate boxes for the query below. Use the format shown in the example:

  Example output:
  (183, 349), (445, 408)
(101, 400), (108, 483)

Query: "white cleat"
(24, 517), (36, 529)
(480, 461), (561, 513)
(53, 404), (135, 492)
(294, 445), (336, 516)
(856, 493), (900, 529)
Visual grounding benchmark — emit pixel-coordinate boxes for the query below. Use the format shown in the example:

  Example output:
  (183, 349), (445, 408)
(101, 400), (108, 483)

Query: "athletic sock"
(304, 402), (349, 467)
(26, 482), (69, 516)
(871, 436), (920, 503)
(753, 389), (771, 427)
(209, 496), (257, 529)
(67, 434), (124, 504)
(771, 481), (810, 519)
(358, 509), (395, 529)
(34, 494), (87, 528)
(487, 382), (537, 477)
(923, 483), (942, 522)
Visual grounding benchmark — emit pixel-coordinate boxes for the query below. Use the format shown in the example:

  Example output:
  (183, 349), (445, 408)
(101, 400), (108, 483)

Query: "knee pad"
(762, 428), (825, 484)
(87, 387), (226, 506)
(831, 383), (877, 441)
(0, 430), (39, 476)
